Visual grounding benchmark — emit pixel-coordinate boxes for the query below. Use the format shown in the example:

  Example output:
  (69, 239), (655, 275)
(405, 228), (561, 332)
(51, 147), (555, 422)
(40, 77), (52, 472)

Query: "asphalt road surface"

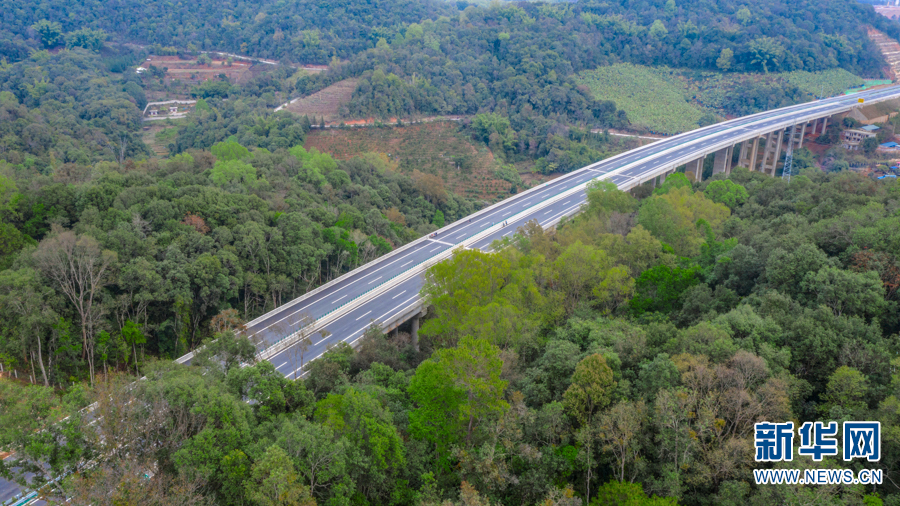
(181, 86), (900, 378)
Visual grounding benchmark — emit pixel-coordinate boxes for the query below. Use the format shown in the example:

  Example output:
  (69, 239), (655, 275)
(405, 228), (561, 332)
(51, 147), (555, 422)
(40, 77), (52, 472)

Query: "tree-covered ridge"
(0, 50), (150, 170)
(2, 0), (896, 77)
(5, 169), (900, 505)
(0, 0), (455, 64)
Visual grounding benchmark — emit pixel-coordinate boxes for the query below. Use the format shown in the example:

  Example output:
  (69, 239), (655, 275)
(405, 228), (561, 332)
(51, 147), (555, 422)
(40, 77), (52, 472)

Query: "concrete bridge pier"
(759, 130), (784, 176)
(410, 309), (426, 352)
(738, 137), (760, 171)
(790, 122), (807, 150)
(712, 145), (734, 177)
(686, 158), (703, 182)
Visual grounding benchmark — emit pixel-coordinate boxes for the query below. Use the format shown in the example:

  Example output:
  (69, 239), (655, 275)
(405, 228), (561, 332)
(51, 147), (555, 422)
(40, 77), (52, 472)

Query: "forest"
(4, 169), (900, 506)
(3, 0), (900, 170)
(2, 0), (900, 503)
(0, 137), (475, 385)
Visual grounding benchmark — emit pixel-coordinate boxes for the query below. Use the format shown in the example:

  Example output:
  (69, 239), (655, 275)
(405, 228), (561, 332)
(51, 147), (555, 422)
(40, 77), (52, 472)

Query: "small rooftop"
(862, 125), (881, 131)
(880, 141), (898, 148)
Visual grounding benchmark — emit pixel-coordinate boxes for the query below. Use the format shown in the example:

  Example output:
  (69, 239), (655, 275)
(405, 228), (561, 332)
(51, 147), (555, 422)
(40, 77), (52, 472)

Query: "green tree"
(419, 249), (514, 347)
(654, 173), (692, 195)
(704, 180), (748, 210)
(630, 264), (700, 315)
(315, 388), (405, 502)
(800, 266), (885, 319)
(408, 336), (509, 450)
(564, 353), (616, 427)
(120, 319), (145, 375)
(591, 481), (677, 505)
(821, 366), (869, 417)
(863, 136), (879, 155)
(716, 48), (734, 72)
(274, 417), (349, 502)
(246, 445), (316, 506)
(664, 0), (676, 15)
(586, 180), (638, 216)
(210, 159), (258, 187)
(31, 20), (62, 48)
(212, 139), (251, 161)
(405, 23), (424, 40)
(637, 186), (729, 257)
(649, 20), (669, 40)
(65, 28), (107, 51)
(194, 330), (257, 377)
(748, 37), (785, 73)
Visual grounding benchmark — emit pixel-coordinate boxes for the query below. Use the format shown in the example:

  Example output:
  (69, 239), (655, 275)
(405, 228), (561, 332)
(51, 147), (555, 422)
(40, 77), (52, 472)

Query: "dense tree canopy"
(2, 0), (900, 504)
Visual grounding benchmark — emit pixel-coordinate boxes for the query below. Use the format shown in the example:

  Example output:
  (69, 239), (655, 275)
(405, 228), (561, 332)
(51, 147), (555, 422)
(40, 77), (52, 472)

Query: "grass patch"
(154, 127), (178, 144)
(576, 63), (707, 135)
(577, 64), (868, 134)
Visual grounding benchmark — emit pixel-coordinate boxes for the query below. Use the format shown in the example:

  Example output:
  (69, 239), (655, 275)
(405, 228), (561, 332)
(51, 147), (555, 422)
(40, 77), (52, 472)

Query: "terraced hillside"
(279, 78), (359, 122)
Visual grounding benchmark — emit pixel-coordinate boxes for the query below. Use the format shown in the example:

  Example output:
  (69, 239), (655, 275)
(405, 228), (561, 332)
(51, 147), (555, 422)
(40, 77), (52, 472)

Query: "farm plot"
(578, 64), (870, 134)
(576, 64), (708, 135)
(143, 55), (260, 86)
(280, 78), (359, 122)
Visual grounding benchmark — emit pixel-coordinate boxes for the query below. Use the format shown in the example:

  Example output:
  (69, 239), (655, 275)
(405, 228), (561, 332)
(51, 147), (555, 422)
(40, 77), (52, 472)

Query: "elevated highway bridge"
(175, 85), (900, 378)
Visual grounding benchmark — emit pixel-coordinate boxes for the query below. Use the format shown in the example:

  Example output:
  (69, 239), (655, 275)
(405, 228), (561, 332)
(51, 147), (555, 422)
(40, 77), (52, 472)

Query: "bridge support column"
(686, 158), (703, 182)
(814, 117), (829, 135)
(410, 309), (426, 352)
(712, 145), (733, 177)
(760, 131), (783, 177)
(739, 137), (760, 171)
(792, 123), (807, 149)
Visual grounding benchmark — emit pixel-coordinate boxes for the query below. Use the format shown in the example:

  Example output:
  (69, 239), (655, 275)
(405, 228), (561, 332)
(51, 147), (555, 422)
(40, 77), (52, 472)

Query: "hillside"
(4, 0), (900, 504)
(577, 64), (871, 134)
(305, 121), (522, 201)
(576, 64), (711, 134)
(279, 78), (359, 122)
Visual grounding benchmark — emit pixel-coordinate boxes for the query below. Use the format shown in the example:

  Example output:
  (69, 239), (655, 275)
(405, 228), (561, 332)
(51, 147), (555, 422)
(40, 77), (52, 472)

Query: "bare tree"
(33, 227), (116, 386)
(66, 375), (210, 506)
(597, 400), (647, 482)
(282, 313), (331, 380)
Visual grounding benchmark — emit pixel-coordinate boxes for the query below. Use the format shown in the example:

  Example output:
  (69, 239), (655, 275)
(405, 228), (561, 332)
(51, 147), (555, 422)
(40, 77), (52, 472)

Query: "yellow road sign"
(859, 98), (865, 103)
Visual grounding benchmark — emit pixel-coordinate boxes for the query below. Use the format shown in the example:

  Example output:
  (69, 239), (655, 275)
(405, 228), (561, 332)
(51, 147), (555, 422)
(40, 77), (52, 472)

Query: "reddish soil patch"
(144, 55), (262, 86)
(874, 6), (900, 21)
(305, 122), (524, 201)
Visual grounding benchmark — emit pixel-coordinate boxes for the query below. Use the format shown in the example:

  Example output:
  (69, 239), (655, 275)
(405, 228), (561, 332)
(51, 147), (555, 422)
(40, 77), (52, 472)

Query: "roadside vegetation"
(5, 171), (900, 506)
(3, 0), (900, 503)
